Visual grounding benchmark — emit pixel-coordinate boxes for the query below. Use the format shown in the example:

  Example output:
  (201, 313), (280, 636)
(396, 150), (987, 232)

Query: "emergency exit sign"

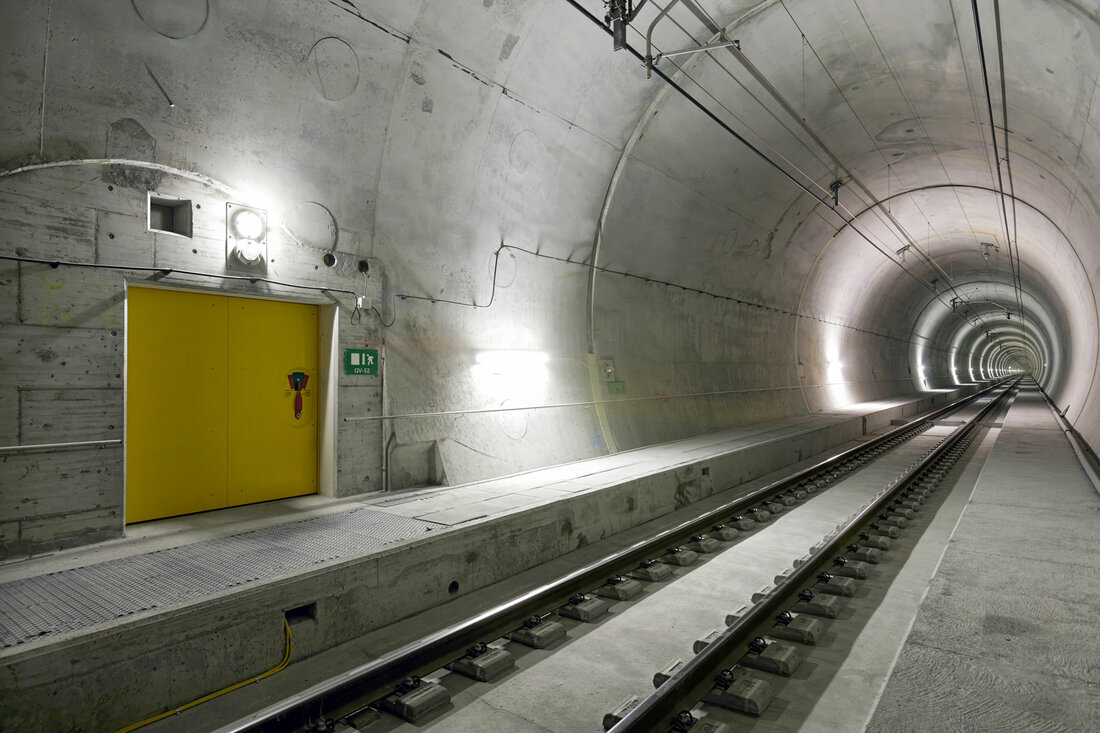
(345, 348), (378, 375)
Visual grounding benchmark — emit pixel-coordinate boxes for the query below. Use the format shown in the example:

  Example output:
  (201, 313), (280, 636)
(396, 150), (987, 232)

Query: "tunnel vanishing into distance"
(0, 0), (1097, 551)
(4, 3), (1100, 731)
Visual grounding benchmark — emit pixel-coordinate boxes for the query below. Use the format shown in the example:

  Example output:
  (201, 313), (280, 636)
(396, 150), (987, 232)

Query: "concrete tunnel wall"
(0, 0), (1097, 557)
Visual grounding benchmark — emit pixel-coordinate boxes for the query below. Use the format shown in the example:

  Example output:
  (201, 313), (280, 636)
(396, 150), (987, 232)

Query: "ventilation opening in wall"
(284, 602), (317, 625)
(147, 194), (193, 237)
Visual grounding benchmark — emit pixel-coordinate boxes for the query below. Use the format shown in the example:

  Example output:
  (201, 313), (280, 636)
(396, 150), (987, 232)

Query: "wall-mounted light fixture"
(226, 203), (268, 272)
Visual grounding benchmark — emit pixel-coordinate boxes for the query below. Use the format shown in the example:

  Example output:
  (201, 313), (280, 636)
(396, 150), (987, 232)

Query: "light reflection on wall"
(471, 350), (550, 401)
(824, 329), (853, 405)
(914, 341), (928, 389)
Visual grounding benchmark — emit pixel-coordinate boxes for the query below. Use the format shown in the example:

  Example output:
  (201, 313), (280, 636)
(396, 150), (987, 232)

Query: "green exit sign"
(345, 348), (378, 375)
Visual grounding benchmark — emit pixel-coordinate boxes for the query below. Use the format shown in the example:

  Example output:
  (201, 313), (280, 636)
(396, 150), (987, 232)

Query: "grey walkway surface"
(0, 508), (440, 648)
(0, 392), (944, 652)
(867, 387), (1100, 732)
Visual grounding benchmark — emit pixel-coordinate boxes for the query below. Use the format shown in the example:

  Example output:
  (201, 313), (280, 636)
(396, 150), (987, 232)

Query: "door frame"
(122, 281), (340, 528)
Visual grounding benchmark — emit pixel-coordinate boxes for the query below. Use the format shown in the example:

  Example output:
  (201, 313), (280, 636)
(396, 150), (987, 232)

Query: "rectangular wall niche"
(147, 193), (193, 237)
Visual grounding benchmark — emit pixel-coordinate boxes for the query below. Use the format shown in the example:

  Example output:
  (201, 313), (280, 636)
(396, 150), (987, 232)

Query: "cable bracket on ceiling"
(650, 38), (740, 75)
(829, 180), (842, 207)
(605, 0), (649, 51)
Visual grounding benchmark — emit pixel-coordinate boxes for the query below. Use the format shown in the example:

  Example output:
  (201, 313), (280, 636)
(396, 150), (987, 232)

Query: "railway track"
(215, 379), (1019, 733)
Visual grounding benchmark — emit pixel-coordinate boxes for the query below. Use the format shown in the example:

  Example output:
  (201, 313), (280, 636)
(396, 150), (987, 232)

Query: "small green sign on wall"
(345, 348), (378, 375)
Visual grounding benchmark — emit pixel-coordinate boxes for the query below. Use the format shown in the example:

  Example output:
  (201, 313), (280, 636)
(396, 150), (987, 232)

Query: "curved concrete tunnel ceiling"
(577, 0), (1100, 444)
(3, 0), (1098, 489)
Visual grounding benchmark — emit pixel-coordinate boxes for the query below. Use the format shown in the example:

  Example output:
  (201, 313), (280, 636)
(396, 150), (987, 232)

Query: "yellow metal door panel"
(227, 298), (318, 505)
(126, 288), (229, 523)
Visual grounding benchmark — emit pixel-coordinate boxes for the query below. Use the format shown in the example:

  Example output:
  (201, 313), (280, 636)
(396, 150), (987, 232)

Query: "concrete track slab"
(392, 435), (951, 733)
(0, 388), (982, 731)
(866, 388), (1100, 732)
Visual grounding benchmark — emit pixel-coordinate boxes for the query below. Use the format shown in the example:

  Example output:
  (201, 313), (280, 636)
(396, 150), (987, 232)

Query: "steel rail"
(216, 381), (1009, 732)
(608, 377), (1021, 732)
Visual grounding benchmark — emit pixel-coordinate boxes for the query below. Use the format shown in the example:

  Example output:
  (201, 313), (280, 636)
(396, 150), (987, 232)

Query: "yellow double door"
(126, 288), (319, 523)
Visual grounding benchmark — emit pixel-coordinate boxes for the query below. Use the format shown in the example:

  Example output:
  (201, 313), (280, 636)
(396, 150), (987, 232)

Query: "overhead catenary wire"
(778, 0), (974, 311)
(691, 0), (963, 301)
(688, 0), (1029, 356)
(642, 0), (1020, 355)
(970, 0), (1025, 327)
(991, 0), (1026, 331)
(607, 0), (1029, 393)
(597, 0), (976, 329)
(851, 0), (988, 262)
(567, 1), (952, 311)
(698, 0), (994, 347)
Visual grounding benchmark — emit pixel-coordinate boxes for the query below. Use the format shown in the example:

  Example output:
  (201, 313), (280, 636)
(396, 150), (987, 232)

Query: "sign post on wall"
(345, 348), (378, 375)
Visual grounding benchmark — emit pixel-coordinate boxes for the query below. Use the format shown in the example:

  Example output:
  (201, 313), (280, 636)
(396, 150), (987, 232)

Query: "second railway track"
(214, 379), (1020, 733)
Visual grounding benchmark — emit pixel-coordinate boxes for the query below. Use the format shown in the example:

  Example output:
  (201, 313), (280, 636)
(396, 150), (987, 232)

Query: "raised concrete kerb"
(0, 388), (979, 730)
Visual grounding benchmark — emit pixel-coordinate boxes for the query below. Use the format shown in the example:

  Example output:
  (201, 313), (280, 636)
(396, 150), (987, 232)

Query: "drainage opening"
(284, 602), (317, 624)
(448, 580), (460, 594)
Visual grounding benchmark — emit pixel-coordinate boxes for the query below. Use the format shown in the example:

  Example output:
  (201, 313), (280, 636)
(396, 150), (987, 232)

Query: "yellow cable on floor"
(115, 618), (294, 733)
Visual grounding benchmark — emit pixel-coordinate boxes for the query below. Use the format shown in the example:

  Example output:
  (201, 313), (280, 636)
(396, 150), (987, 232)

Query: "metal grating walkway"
(0, 507), (441, 649)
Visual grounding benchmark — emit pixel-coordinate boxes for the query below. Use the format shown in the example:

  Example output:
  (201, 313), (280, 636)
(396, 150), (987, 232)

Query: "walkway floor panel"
(867, 388), (1100, 732)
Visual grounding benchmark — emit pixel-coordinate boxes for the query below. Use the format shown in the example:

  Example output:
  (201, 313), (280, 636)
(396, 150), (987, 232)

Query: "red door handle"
(288, 372), (309, 419)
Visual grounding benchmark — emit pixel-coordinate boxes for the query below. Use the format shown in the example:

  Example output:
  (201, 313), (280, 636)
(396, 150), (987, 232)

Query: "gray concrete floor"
(364, 398), (1012, 732)
(146, 423), (900, 733)
(143, 392), (1038, 733)
(866, 388), (1100, 732)
(10, 386), (1050, 733)
(392, 430), (946, 733)
(50, 382), (1095, 733)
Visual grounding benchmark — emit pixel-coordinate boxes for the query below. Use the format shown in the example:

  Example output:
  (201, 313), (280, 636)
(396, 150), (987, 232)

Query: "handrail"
(0, 438), (122, 454)
(215, 380), (1008, 732)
